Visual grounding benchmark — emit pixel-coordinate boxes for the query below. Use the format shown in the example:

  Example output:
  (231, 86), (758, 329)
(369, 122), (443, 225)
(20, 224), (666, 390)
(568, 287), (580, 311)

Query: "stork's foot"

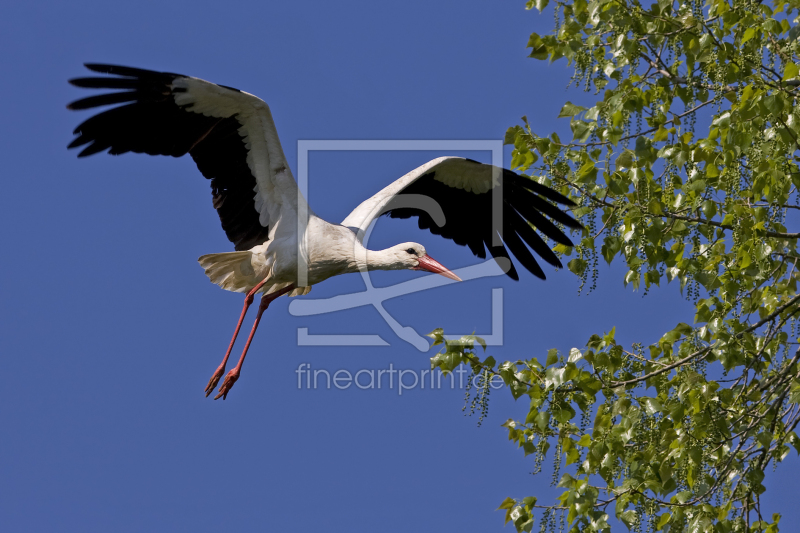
(204, 365), (226, 397)
(214, 368), (240, 400)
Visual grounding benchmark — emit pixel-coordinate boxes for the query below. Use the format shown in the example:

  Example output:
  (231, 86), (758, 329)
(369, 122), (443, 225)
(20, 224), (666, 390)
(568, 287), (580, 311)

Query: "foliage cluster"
(433, 0), (800, 531)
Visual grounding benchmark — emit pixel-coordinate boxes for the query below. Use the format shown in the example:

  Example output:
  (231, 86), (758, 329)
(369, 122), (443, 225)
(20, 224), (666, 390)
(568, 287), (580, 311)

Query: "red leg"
(204, 278), (270, 397)
(214, 285), (295, 400)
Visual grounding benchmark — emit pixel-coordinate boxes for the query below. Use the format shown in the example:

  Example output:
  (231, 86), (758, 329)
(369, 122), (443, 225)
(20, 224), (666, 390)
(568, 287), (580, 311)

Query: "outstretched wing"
(341, 156), (582, 280)
(67, 64), (302, 251)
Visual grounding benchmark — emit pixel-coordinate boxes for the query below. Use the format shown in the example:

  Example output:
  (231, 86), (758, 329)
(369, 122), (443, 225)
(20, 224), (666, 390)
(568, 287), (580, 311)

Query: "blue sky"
(1, 0), (796, 531)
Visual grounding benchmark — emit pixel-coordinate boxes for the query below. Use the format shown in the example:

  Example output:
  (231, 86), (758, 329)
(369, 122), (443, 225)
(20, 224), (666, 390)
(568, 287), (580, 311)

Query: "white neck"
(349, 247), (408, 273)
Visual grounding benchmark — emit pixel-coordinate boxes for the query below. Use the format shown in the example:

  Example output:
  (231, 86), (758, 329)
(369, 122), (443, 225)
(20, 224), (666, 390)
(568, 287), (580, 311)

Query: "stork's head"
(386, 242), (462, 281)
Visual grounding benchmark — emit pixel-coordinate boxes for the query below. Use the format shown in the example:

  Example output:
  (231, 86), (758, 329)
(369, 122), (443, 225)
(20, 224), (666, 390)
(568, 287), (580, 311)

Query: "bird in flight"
(67, 64), (581, 400)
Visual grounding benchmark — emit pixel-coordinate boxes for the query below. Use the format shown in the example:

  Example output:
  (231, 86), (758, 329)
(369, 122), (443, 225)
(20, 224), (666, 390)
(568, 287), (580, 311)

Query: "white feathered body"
(199, 215), (367, 296)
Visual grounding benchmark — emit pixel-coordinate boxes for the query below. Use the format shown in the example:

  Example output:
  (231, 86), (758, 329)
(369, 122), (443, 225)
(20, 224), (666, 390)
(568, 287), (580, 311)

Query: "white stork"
(67, 64), (581, 400)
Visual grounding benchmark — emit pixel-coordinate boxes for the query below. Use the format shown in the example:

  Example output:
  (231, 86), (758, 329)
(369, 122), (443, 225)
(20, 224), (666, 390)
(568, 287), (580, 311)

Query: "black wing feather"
(506, 182), (576, 247)
(501, 224), (546, 279)
(505, 170), (577, 207)
(385, 161), (582, 280)
(67, 64), (269, 251)
(485, 237), (520, 281)
(84, 63), (183, 79)
(69, 77), (149, 90)
(504, 206), (562, 268)
(67, 91), (140, 110)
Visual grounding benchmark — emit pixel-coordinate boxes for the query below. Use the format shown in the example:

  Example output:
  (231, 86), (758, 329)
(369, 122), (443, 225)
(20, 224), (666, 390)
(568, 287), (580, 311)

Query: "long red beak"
(414, 255), (462, 281)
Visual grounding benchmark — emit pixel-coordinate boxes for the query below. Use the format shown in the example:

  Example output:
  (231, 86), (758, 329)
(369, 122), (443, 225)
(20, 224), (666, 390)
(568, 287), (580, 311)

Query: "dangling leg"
(214, 284), (295, 400)
(204, 278), (270, 397)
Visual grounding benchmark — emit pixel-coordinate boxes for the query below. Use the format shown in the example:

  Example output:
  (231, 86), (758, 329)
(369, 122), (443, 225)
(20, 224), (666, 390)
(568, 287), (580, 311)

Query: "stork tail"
(198, 251), (312, 297)
(198, 251), (265, 293)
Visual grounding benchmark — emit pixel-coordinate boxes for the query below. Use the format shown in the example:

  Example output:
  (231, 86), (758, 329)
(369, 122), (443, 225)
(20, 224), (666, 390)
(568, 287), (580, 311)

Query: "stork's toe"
(214, 369), (240, 400)
(204, 365), (226, 397)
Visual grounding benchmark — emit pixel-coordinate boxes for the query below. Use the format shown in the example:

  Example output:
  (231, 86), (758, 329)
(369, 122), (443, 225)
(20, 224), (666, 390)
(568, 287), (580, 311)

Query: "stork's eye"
(406, 248), (417, 255)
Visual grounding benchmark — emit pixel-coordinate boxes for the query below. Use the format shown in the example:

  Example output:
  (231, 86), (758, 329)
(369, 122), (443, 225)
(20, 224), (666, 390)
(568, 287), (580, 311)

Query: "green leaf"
(640, 397), (663, 415)
(570, 119), (595, 142)
(522, 496), (536, 507)
(545, 367), (566, 388)
(509, 379), (527, 400)
(761, 95), (784, 115)
(558, 101), (586, 118)
(789, 432), (800, 455)
(634, 136), (651, 158)
(504, 125), (523, 145)
(497, 496), (516, 510)
(648, 198), (664, 216)
(473, 335), (487, 351)
(653, 126), (669, 142)
(739, 250), (752, 268)
(568, 348), (583, 362)
(615, 150), (634, 169)
(556, 473), (575, 487)
(568, 258), (588, 276)
(784, 63), (799, 81)
(619, 510), (638, 529)
(498, 496), (517, 525)
(546, 348), (559, 366)
(426, 328), (445, 346)
(535, 411), (550, 431)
